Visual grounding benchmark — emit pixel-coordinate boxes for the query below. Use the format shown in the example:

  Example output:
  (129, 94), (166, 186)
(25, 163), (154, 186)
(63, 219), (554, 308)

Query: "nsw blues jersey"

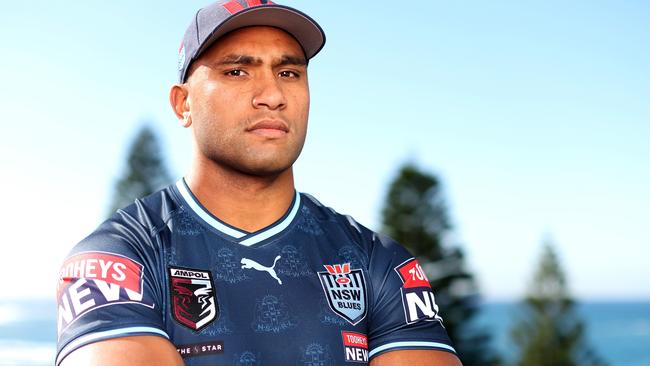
(56, 179), (455, 365)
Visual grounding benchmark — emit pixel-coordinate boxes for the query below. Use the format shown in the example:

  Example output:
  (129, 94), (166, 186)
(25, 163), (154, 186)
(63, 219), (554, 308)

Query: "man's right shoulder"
(111, 185), (181, 235)
(55, 186), (179, 365)
(76, 185), (180, 250)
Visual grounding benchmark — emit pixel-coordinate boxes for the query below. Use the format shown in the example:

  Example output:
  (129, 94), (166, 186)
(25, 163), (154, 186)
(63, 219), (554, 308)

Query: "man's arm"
(60, 336), (184, 366)
(370, 350), (462, 366)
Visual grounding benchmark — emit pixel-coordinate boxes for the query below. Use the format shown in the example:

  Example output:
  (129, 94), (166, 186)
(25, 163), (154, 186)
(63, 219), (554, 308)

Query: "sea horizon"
(1, 299), (648, 365)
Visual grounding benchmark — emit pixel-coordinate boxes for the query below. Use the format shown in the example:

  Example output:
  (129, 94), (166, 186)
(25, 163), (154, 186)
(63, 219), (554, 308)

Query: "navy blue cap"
(178, 0), (326, 83)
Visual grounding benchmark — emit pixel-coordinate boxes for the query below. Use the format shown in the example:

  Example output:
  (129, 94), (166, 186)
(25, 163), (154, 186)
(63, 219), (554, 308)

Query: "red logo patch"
(222, 0), (274, 14)
(58, 252), (143, 297)
(341, 331), (368, 363)
(395, 258), (430, 288)
(169, 267), (218, 331)
(394, 258), (442, 324)
(57, 251), (153, 335)
(324, 263), (350, 275)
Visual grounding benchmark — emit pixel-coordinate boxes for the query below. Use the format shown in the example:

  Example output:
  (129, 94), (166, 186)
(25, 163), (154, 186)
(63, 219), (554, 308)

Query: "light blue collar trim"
(240, 192), (300, 246)
(175, 180), (246, 238)
(175, 179), (300, 245)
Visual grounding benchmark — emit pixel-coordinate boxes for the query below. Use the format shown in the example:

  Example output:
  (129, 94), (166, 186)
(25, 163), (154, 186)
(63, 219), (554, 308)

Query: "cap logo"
(222, 0), (274, 15)
(178, 44), (186, 71)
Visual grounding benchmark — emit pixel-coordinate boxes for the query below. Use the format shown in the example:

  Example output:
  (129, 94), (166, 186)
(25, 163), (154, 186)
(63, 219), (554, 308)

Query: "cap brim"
(196, 5), (326, 62)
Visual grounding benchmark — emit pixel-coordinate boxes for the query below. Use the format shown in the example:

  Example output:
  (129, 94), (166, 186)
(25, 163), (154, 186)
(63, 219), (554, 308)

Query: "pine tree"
(381, 163), (500, 365)
(511, 241), (607, 366)
(107, 125), (173, 215)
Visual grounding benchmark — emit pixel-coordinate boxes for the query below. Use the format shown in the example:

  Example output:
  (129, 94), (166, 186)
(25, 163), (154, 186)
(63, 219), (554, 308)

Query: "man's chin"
(240, 166), (290, 178)
(203, 149), (300, 178)
(226, 159), (295, 178)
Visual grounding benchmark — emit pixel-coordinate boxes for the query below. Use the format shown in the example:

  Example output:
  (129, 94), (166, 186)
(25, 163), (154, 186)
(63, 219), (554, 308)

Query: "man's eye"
(279, 70), (300, 78)
(225, 69), (247, 77)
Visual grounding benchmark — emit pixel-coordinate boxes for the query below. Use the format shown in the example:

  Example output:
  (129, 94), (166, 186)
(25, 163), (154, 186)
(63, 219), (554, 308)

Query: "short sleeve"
(366, 233), (456, 360)
(55, 212), (168, 365)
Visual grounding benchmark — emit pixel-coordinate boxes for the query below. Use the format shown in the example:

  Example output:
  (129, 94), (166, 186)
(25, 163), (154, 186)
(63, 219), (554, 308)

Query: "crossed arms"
(61, 336), (463, 366)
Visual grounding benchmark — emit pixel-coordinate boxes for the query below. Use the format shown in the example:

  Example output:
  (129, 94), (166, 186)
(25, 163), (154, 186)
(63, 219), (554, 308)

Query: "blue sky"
(1, 0), (648, 300)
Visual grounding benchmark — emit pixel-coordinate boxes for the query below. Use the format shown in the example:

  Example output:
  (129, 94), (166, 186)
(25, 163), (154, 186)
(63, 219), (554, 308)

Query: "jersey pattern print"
(56, 179), (456, 365)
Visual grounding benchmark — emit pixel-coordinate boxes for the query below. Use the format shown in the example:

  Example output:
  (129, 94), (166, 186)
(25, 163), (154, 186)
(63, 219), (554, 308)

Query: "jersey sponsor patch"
(318, 263), (367, 325)
(341, 331), (368, 363)
(56, 251), (154, 335)
(176, 340), (224, 358)
(169, 266), (218, 331)
(394, 258), (443, 324)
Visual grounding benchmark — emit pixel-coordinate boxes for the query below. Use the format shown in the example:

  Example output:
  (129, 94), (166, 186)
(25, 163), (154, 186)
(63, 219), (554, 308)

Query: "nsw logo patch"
(318, 263), (367, 325)
(169, 266), (218, 331)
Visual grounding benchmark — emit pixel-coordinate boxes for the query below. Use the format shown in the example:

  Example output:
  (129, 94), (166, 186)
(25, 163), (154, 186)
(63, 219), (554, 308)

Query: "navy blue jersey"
(56, 179), (455, 365)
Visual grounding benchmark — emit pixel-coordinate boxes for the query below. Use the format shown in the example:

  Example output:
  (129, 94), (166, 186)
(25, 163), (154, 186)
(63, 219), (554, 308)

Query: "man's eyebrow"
(276, 55), (307, 66)
(212, 54), (307, 67)
(214, 54), (263, 66)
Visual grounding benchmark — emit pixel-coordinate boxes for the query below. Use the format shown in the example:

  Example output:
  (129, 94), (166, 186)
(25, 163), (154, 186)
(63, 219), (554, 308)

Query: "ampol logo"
(169, 266), (218, 331)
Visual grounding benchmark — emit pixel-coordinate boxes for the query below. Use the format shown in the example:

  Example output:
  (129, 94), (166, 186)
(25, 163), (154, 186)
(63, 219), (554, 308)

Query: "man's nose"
(252, 72), (287, 110)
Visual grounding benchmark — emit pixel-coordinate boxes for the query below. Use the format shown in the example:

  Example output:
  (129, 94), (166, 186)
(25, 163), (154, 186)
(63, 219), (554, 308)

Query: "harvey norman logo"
(56, 251), (154, 335)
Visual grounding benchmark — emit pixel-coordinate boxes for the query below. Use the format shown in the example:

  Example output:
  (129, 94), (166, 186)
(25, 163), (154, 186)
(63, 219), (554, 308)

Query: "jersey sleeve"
(366, 233), (456, 360)
(55, 210), (168, 365)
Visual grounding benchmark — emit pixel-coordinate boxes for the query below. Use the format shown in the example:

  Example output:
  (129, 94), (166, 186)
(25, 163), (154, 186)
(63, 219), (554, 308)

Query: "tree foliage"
(381, 163), (500, 365)
(108, 125), (173, 215)
(511, 241), (607, 366)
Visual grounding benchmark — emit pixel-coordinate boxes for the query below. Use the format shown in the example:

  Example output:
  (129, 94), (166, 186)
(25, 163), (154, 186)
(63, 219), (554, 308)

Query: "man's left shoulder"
(299, 192), (376, 244)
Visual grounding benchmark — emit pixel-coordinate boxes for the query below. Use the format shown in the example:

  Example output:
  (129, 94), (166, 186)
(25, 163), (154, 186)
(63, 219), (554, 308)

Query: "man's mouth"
(246, 119), (289, 138)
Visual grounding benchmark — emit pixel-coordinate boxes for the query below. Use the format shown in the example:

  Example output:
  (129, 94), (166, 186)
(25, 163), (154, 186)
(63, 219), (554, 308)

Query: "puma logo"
(241, 255), (282, 285)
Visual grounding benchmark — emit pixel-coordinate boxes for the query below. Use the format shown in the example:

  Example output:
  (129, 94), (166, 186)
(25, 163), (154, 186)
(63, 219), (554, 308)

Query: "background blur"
(0, 1), (648, 365)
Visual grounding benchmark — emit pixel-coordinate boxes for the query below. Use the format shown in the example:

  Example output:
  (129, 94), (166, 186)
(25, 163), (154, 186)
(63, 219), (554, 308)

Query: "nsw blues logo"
(318, 263), (367, 325)
(169, 267), (218, 331)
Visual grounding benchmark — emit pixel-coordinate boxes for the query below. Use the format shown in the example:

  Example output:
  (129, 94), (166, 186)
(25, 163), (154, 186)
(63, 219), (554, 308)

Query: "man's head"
(170, 0), (325, 177)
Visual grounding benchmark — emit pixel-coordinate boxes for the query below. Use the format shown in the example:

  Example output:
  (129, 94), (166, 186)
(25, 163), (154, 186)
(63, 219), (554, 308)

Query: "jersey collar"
(174, 178), (301, 246)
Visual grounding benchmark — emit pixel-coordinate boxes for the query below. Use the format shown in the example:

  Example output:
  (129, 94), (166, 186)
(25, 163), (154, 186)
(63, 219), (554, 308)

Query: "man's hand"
(370, 349), (462, 366)
(60, 335), (184, 366)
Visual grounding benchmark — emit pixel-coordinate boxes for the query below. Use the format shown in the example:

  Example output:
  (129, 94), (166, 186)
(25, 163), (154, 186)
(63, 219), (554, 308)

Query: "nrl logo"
(318, 263), (367, 325)
(169, 267), (218, 331)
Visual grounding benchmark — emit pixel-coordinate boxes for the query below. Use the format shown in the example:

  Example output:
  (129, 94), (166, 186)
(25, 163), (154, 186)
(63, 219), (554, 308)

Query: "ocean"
(0, 300), (648, 365)
(475, 302), (650, 366)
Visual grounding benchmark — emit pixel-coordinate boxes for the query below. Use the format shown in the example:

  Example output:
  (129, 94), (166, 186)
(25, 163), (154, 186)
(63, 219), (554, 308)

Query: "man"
(56, 1), (462, 365)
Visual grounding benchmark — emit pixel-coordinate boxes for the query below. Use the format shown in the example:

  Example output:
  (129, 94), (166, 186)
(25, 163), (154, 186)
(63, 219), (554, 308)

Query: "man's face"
(184, 26), (310, 177)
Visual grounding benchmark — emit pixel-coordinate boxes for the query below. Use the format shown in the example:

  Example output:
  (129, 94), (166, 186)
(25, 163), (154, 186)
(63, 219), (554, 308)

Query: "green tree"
(108, 125), (173, 215)
(381, 162), (500, 366)
(511, 241), (607, 366)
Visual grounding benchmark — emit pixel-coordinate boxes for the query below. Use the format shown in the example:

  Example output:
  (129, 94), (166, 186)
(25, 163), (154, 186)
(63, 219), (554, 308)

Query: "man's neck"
(185, 159), (296, 233)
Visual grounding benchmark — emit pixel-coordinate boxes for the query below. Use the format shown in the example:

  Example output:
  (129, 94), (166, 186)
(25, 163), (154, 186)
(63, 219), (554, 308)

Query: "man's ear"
(169, 84), (192, 128)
